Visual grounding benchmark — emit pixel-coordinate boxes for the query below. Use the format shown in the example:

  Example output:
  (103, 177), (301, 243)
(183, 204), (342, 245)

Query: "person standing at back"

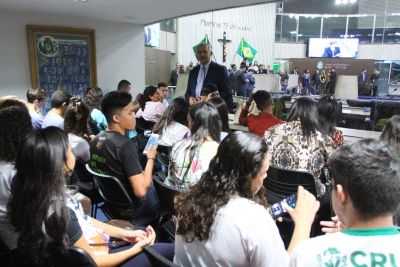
(234, 63), (247, 97)
(185, 42), (233, 111)
(42, 90), (72, 129)
(118, 79), (131, 94)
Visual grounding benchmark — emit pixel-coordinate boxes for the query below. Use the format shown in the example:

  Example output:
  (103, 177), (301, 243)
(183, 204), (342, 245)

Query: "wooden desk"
(228, 113), (249, 131)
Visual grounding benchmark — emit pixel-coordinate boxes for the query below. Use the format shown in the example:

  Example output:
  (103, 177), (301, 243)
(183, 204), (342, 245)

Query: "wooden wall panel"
(145, 47), (171, 86)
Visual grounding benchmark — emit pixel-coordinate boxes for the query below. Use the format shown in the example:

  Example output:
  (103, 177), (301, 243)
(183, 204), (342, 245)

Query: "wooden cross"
(218, 32), (232, 62)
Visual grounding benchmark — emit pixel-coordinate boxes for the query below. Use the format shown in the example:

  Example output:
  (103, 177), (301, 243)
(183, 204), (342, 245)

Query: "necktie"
(196, 66), (206, 99)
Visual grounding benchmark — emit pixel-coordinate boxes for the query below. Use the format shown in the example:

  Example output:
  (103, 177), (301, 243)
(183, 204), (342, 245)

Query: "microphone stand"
(388, 88), (397, 99)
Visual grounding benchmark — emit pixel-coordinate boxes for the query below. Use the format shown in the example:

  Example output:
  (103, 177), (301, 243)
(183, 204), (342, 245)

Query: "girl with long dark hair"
(165, 102), (221, 189)
(264, 97), (334, 198)
(136, 86), (166, 122)
(174, 132), (319, 266)
(317, 95), (344, 148)
(208, 96), (232, 140)
(153, 97), (190, 146)
(8, 127), (172, 266)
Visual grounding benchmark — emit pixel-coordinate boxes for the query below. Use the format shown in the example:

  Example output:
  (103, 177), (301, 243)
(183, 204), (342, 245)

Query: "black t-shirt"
(90, 131), (143, 200)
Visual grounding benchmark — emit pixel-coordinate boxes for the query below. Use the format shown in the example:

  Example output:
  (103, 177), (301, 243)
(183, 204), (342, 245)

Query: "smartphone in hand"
(268, 194), (297, 220)
(143, 133), (159, 154)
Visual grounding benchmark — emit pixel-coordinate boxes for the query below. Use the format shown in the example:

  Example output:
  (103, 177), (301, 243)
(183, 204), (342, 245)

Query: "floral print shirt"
(165, 138), (219, 190)
(264, 121), (334, 197)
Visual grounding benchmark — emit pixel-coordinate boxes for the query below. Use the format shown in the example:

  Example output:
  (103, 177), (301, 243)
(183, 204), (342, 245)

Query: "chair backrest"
(152, 176), (180, 214)
(85, 164), (133, 210)
(136, 117), (156, 133)
(87, 119), (100, 136)
(74, 158), (94, 184)
(54, 246), (98, 267)
(143, 246), (180, 267)
(263, 165), (317, 199)
(156, 145), (172, 167)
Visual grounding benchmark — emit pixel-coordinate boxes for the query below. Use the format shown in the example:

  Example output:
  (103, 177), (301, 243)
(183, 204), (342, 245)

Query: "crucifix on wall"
(218, 32), (232, 62)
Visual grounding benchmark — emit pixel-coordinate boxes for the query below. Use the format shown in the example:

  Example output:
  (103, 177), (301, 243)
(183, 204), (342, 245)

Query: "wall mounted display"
(27, 25), (97, 112)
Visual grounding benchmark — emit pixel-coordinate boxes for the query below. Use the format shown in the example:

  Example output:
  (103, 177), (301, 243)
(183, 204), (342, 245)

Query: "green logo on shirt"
(317, 248), (346, 267)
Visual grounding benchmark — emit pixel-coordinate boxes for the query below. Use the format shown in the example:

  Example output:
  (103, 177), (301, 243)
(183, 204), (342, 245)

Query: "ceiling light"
(74, 0), (88, 2)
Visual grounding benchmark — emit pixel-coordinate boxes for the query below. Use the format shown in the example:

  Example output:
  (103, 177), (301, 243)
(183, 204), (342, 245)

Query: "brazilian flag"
(192, 35), (211, 55)
(237, 39), (257, 63)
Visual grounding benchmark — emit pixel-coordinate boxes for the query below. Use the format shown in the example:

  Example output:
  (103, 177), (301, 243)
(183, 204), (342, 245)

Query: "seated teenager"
(8, 127), (174, 267)
(85, 87), (107, 132)
(153, 97), (190, 147)
(264, 97), (334, 201)
(289, 139), (400, 266)
(317, 95), (344, 149)
(208, 96), (232, 140)
(199, 83), (220, 102)
(0, 106), (32, 250)
(42, 90), (72, 129)
(90, 91), (159, 220)
(174, 132), (320, 266)
(26, 88), (48, 129)
(136, 86), (167, 122)
(239, 91), (284, 137)
(158, 82), (169, 109)
(165, 102), (221, 190)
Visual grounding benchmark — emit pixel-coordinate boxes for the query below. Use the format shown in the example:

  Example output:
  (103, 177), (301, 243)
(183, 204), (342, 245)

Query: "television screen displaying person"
(322, 41), (341, 58)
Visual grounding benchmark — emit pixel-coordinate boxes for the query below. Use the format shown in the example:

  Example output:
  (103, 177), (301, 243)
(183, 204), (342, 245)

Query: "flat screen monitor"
(308, 38), (359, 58)
(144, 23), (160, 47)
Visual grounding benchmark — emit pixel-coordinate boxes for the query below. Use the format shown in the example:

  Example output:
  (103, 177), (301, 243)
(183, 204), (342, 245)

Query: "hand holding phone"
(143, 134), (159, 154)
(268, 194), (297, 220)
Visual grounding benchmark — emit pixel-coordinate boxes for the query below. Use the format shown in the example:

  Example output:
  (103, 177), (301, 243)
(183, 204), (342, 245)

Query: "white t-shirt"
(289, 228), (400, 267)
(174, 196), (290, 267)
(0, 160), (18, 249)
(68, 133), (90, 162)
(136, 101), (167, 122)
(157, 121), (189, 147)
(42, 111), (64, 129)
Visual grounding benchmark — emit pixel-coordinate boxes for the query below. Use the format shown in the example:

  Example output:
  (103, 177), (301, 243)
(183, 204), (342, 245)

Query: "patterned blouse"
(165, 138), (219, 190)
(264, 121), (334, 197)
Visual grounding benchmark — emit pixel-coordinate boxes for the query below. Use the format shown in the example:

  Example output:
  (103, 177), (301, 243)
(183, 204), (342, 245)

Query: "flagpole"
(205, 33), (217, 63)
(230, 52), (238, 65)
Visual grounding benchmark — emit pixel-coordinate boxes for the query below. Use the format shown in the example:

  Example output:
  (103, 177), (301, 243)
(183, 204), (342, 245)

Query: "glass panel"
(348, 15), (375, 43)
(298, 15), (322, 42)
(322, 16), (347, 38)
(276, 14), (298, 42)
(160, 19), (176, 32)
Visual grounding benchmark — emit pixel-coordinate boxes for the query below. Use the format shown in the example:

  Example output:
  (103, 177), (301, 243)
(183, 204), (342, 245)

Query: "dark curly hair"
(175, 131), (269, 242)
(0, 106), (32, 163)
(139, 86), (158, 111)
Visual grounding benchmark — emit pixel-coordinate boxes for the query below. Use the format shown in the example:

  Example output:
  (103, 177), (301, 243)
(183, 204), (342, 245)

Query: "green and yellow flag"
(237, 39), (257, 63)
(193, 35), (211, 55)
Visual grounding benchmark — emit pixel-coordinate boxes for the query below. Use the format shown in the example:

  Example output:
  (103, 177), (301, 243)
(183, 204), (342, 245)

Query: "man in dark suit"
(323, 41), (341, 58)
(170, 63), (180, 86)
(328, 68), (337, 95)
(358, 69), (367, 96)
(291, 67), (299, 74)
(185, 43), (233, 111)
(245, 68), (256, 97)
(228, 64), (237, 92)
(234, 64), (247, 97)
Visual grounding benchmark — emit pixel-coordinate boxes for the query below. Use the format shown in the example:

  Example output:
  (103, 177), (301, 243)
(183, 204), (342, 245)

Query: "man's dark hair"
(328, 138), (400, 220)
(101, 91), (132, 123)
(253, 90), (272, 111)
(27, 88), (48, 103)
(200, 83), (218, 96)
(157, 82), (168, 88)
(50, 90), (71, 108)
(117, 80), (131, 91)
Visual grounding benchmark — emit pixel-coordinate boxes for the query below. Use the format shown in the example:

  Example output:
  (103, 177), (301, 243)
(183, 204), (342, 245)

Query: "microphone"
(388, 88), (397, 99)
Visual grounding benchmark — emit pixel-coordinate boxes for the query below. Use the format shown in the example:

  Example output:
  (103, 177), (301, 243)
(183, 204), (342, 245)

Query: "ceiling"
(0, 0), (277, 25)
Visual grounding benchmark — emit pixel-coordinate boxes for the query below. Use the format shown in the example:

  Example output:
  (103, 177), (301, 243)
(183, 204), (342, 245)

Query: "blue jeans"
(131, 184), (160, 219)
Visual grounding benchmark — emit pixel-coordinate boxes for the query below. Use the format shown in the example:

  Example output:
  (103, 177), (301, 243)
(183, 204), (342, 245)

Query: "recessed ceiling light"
(74, 0), (88, 2)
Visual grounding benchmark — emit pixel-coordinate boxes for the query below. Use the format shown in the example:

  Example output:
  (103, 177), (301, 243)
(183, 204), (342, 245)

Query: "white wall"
(0, 9), (145, 99)
(177, 3), (277, 69)
(274, 42), (400, 60)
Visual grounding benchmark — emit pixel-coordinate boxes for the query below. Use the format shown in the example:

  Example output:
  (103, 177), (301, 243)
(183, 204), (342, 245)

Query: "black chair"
(369, 100), (400, 131)
(57, 246), (98, 267)
(152, 176), (180, 240)
(263, 166), (330, 247)
(87, 119), (100, 136)
(73, 158), (103, 218)
(156, 145), (172, 173)
(0, 237), (11, 267)
(85, 164), (159, 227)
(143, 246), (180, 267)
